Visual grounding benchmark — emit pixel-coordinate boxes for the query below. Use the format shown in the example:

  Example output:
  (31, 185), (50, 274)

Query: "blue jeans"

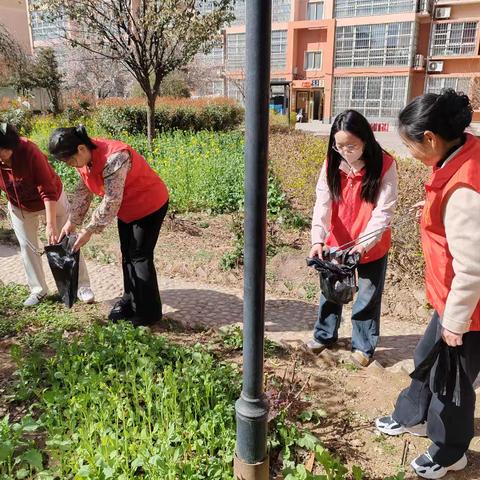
(313, 254), (388, 357)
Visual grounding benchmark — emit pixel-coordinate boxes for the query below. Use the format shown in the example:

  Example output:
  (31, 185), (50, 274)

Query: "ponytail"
(48, 125), (97, 161)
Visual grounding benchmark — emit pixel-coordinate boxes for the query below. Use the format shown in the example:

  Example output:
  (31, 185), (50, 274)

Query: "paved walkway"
(1, 242), (426, 369)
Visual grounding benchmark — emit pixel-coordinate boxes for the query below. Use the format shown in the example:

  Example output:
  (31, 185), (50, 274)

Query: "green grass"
(7, 323), (239, 479)
(0, 284), (98, 343)
(29, 117), (305, 223)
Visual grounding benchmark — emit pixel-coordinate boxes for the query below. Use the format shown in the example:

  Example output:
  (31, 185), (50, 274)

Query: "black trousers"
(393, 312), (480, 466)
(117, 202), (168, 323)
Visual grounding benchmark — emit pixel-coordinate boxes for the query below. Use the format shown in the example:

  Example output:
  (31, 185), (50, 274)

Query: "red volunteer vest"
(421, 133), (480, 332)
(325, 152), (394, 264)
(78, 138), (169, 223)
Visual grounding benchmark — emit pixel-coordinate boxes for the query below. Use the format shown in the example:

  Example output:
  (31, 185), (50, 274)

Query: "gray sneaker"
(375, 415), (427, 437)
(24, 293), (47, 307)
(305, 339), (327, 354)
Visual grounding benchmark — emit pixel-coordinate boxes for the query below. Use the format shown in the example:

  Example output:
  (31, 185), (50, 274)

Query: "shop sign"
(300, 79), (324, 88)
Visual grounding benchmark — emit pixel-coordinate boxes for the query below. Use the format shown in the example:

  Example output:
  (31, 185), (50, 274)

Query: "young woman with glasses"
(306, 110), (398, 367)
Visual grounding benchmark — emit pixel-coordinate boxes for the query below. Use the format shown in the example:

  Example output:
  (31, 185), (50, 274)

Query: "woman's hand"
(409, 200), (425, 222)
(349, 244), (367, 258)
(59, 220), (77, 241)
(72, 229), (92, 252)
(45, 223), (58, 245)
(442, 327), (463, 347)
(310, 243), (325, 259)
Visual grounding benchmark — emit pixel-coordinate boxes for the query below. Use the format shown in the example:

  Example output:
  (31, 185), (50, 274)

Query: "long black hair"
(398, 88), (472, 143)
(48, 125), (97, 161)
(327, 110), (383, 204)
(0, 123), (21, 150)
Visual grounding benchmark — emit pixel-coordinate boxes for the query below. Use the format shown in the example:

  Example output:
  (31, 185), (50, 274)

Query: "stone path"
(0, 242), (426, 369)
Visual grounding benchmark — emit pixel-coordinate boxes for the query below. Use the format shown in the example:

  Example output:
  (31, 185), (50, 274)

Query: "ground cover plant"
(0, 284), (98, 344)
(0, 282), (411, 480)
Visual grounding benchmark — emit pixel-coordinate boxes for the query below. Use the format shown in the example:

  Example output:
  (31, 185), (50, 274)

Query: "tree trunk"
(147, 95), (156, 146)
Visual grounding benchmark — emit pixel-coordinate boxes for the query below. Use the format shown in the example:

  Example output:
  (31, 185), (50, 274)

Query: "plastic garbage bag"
(44, 235), (79, 308)
(410, 339), (464, 407)
(307, 249), (360, 305)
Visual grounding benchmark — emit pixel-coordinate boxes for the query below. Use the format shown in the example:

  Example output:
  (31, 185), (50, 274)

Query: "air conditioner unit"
(414, 54), (426, 70)
(434, 7), (451, 19)
(427, 60), (444, 73)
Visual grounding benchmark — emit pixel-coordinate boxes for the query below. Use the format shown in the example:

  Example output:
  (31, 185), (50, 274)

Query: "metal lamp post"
(234, 0), (272, 479)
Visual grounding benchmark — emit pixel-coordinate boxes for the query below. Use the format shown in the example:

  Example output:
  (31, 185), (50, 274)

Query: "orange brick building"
(219, 0), (480, 122)
(2, 1), (479, 122)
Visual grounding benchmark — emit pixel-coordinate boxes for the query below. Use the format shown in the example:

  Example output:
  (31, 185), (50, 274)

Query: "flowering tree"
(36, 0), (234, 143)
(470, 77), (480, 112)
(0, 22), (35, 95)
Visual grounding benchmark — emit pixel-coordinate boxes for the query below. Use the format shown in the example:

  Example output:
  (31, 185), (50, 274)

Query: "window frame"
(304, 51), (323, 70)
(307, 1), (324, 21)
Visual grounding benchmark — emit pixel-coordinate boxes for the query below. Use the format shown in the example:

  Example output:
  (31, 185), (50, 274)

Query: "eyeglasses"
(332, 144), (362, 154)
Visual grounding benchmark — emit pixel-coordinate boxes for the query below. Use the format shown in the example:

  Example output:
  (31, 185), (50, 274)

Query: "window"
(307, 1), (324, 20)
(430, 22), (478, 56)
(232, 0), (246, 25)
(196, 1), (215, 14)
(272, 0), (291, 22)
(426, 77), (471, 94)
(201, 79), (225, 97)
(305, 51), (322, 70)
(334, 0), (416, 18)
(333, 76), (408, 118)
(271, 30), (288, 70)
(203, 44), (224, 66)
(227, 30), (287, 71)
(29, 2), (64, 41)
(335, 22), (414, 68)
(226, 33), (246, 71)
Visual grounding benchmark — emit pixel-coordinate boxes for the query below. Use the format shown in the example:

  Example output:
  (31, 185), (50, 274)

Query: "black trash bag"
(44, 235), (79, 308)
(410, 339), (464, 407)
(307, 249), (360, 305)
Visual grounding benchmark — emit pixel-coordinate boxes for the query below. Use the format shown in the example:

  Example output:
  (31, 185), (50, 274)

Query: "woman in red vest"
(0, 123), (93, 307)
(375, 90), (480, 479)
(306, 110), (398, 367)
(48, 126), (169, 327)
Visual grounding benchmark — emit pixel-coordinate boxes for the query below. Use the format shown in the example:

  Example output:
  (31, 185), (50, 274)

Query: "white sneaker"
(24, 293), (47, 307)
(375, 415), (427, 437)
(411, 452), (467, 479)
(77, 287), (95, 304)
(305, 339), (328, 354)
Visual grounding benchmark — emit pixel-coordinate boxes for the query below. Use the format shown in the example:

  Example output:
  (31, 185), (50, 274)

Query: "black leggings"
(117, 202), (168, 323)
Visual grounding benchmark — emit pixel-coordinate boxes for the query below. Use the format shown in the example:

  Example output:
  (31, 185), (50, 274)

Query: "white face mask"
(341, 148), (364, 166)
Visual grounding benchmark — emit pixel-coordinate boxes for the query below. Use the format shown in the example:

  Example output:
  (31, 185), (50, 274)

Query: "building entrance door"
(296, 89), (324, 122)
(296, 91), (309, 122)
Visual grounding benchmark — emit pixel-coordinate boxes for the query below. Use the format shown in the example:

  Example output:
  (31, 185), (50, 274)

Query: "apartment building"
(218, 0), (480, 123)
(0, 0), (65, 53)
(2, 0), (478, 121)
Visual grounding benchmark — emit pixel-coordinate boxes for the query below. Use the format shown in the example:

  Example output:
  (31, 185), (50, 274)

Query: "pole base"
(234, 454), (269, 480)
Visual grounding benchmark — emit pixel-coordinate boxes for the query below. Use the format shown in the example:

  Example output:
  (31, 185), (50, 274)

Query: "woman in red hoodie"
(0, 123), (93, 306)
(48, 125), (169, 327)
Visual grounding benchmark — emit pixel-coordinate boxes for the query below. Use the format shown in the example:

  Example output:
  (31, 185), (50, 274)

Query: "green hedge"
(96, 103), (244, 136)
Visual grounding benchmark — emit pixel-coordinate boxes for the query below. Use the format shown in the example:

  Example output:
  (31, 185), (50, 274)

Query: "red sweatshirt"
(0, 138), (62, 213)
